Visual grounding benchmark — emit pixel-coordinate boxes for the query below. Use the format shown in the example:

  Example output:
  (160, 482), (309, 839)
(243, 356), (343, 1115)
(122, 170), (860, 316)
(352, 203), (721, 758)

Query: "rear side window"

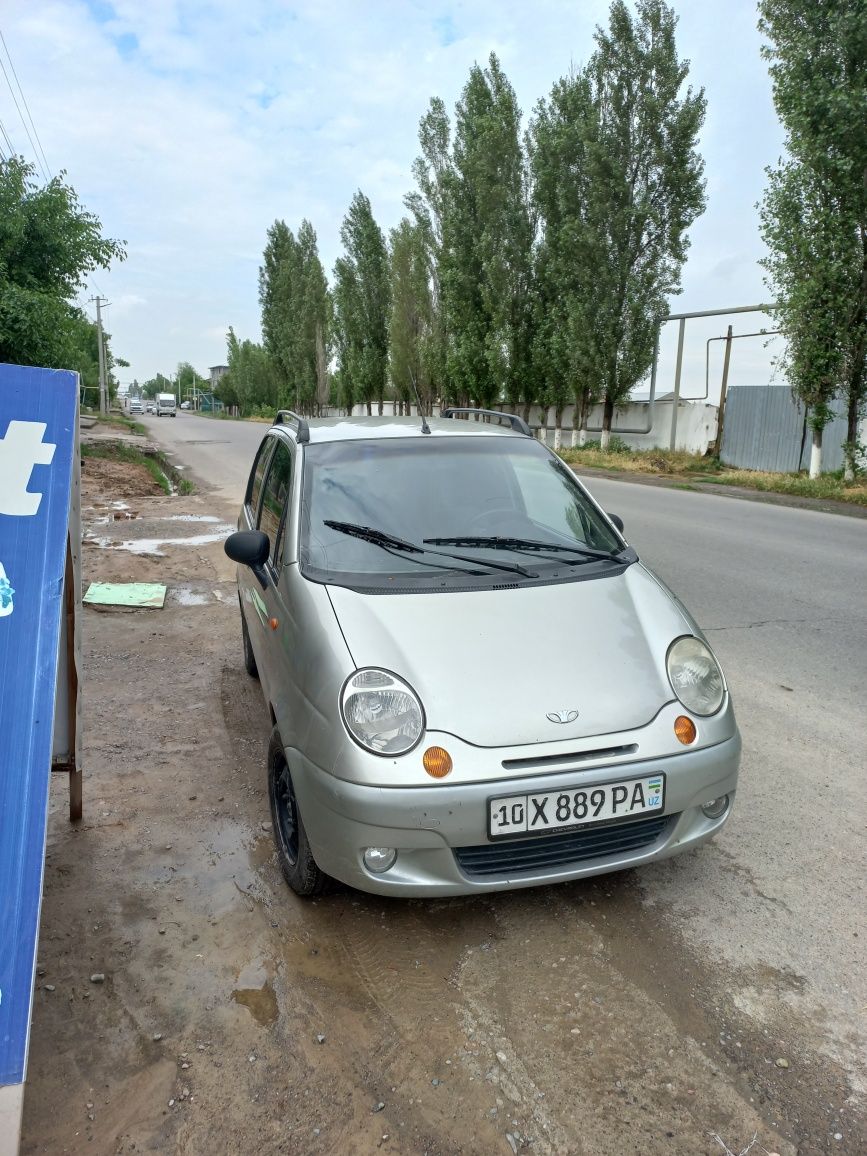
(257, 441), (293, 565)
(247, 437), (274, 520)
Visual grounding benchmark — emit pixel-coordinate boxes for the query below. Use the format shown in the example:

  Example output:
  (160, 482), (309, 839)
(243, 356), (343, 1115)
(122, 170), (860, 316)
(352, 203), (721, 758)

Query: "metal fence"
(720, 385), (848, 472)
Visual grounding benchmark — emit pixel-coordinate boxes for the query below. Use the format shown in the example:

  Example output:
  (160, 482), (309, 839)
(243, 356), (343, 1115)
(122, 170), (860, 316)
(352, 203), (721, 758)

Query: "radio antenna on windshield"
(409, 370), (431, 435)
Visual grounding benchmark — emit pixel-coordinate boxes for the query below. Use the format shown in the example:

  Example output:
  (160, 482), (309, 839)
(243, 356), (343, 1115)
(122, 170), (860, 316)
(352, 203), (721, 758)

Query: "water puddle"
(85, 527), (233, 556)
(231, 957), (278, 1027)
(160, 515), (222, 524)
(171, 588), (211, 606)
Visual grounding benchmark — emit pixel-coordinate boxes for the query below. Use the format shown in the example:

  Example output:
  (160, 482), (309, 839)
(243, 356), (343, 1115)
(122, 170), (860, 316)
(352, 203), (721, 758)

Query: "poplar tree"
(259, 218), (330, 413)
(442, 54), (535, 411)
(333, 191), (391, 415)
(389, 218), (435, 414)
(758, 0), (867, 478)
(530, 71), (603, 446)
(548, 0), (706, 450)
(405, 97), (452, 406)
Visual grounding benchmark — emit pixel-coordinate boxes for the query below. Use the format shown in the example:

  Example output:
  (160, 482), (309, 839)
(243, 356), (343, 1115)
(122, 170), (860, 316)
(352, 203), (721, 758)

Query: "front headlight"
(341, 669), (425, 756)
(666, 636), (725, 716)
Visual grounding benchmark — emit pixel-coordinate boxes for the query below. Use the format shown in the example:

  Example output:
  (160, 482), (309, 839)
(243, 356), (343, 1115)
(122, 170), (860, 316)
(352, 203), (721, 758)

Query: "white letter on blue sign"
(0, 421), (57, 516)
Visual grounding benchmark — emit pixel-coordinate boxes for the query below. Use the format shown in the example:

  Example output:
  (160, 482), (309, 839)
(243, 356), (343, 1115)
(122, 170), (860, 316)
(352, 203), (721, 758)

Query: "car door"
(237, 434), (276, 656)
(250, 437), (295, 702)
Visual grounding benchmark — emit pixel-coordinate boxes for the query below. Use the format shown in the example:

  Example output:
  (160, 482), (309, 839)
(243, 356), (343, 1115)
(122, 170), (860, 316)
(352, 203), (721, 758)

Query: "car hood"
(327, 564), (692, 748)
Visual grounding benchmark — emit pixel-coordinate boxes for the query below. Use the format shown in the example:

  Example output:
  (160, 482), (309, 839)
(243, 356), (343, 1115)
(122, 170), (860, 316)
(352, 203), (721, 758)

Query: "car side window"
(257, 440), (293, 566)
(247, 437), (275, 521)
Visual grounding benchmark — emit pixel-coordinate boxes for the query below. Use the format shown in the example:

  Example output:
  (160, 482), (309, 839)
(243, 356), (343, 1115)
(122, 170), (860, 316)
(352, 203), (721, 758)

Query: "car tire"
(240, 605), (258, 679)
(267, 727), (328, 897)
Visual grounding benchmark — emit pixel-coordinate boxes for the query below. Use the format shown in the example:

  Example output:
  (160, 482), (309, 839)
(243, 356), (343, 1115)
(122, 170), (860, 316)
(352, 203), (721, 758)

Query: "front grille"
(502, 743), (638, 771)
(454, 813), (675, 879)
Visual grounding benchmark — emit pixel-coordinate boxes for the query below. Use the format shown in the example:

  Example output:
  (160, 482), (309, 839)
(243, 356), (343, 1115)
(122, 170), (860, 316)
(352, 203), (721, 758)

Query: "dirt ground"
(19, 459), (863, 1155)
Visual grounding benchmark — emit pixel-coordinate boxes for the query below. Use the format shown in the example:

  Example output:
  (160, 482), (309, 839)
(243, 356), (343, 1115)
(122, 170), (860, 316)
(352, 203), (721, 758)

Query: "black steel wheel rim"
(274, 762), (299, 867)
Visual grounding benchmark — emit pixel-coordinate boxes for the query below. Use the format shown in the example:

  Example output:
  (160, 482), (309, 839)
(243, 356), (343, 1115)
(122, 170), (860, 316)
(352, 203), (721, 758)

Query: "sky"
(2, 0), (787, 402)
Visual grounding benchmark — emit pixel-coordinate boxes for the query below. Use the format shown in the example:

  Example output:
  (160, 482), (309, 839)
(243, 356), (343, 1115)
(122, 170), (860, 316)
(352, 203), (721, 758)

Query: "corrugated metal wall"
(720, 386), (848, 472)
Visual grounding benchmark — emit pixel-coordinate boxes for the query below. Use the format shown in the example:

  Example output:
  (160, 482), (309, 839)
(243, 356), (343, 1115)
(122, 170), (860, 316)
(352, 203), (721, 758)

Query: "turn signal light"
(674, 715), (697, 745)
(423, 746), (453, 779)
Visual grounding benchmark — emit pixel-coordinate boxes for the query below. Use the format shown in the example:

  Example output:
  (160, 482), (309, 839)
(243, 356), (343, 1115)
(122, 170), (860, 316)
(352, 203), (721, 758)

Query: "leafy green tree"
(141, 373), (173, 400)
(758, 0), (867, 478)
(530, 71), (604, 446)
(406, 97), (454, 407)
(220, 327), (279, 414)
(176, 361), (206, 401)
(550, 1), (706, 450)
(388, 218), (436, 414)
(65, 309), (102, 406)
(259, 219), (331, 413)
(0, 156), (125, 368)
(441, 55), (536, 412)
(333, 191), (391, 414)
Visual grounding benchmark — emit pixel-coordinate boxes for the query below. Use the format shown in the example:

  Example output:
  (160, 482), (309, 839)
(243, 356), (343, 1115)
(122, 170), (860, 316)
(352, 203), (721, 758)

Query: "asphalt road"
(142, 410), (867, 1148)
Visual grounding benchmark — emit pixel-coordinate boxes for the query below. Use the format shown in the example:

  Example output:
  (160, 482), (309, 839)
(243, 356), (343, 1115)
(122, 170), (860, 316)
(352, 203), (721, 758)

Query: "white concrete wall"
(349, 400), (719, 455)
(532, 401), (719, 455)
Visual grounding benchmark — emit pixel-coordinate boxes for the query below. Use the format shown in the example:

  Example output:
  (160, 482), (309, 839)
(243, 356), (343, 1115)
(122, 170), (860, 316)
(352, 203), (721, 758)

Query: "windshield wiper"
(323, 520), (538, 577)
(423, 535), (623, 564)
(324, 520), (422, 553)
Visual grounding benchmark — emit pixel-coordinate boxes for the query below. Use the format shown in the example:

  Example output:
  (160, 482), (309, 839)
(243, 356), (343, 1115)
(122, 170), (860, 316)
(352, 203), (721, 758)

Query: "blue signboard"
(0, 365), (77, 1086)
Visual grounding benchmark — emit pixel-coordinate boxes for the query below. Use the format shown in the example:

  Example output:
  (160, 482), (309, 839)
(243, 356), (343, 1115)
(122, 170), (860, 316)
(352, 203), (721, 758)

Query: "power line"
(0, 113), (15, 157)
(0, 28), (50, 178)
(0, 33), (49, 181)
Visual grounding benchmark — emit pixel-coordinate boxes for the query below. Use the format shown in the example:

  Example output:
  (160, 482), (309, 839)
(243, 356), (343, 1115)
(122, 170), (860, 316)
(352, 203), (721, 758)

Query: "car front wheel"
(267, 727), (328, 897)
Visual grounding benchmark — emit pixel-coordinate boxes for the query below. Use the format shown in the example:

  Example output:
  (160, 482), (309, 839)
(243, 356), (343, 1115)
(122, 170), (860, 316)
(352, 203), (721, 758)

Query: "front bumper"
(288, 732), (741, 896)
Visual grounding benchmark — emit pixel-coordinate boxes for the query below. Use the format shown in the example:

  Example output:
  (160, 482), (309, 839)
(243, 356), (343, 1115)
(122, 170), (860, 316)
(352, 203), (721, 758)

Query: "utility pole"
(91, 296), (110, 415)
(715, 325), (734, 458)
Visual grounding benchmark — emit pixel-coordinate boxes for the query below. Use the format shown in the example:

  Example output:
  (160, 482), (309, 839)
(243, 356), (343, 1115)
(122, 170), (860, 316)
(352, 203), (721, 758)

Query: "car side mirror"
(225, 530), (270, 589)
(607, 513), (624, 533)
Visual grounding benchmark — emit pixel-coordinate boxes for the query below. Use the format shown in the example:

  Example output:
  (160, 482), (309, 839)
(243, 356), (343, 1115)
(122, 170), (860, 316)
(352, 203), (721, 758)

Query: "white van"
(155, 393), (177, 417)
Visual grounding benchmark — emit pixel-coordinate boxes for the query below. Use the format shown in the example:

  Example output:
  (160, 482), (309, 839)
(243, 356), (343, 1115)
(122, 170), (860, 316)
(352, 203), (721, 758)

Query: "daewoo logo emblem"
(547, 710), (579, 724)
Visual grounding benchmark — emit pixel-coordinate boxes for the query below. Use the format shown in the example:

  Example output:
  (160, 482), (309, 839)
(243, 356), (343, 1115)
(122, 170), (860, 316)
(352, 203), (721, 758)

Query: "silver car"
(226, 410), (740, 898)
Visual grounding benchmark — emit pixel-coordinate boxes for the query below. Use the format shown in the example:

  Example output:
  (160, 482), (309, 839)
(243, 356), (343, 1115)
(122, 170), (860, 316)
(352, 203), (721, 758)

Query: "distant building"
(209, 365), (228, 391)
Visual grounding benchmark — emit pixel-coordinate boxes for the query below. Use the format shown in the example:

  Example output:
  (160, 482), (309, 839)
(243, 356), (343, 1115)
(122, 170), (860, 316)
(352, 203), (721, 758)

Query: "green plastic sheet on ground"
(83, 582), (167, 608)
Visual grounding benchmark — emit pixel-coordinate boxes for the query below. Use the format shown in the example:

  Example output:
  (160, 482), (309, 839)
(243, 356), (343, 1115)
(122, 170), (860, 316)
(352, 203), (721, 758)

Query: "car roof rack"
(441, 408), (532, 437)
(273, 409), (310, 444)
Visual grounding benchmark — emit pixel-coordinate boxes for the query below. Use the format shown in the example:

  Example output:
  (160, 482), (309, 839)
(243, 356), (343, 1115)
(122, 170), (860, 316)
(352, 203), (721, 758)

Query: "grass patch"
(87, 411), (148, 437)
(559, 445), (715, 474)
(81, 441), (194, 496)
(558, 445), (867, 506)
(696, 469), (867, 505)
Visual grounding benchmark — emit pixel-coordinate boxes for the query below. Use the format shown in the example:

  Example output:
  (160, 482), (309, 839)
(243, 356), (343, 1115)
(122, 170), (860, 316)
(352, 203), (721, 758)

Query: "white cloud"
(4, 0), (784, 388)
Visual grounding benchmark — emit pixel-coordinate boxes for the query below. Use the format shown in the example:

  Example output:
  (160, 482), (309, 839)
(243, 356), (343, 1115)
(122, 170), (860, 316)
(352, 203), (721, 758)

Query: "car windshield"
(299, 435), (627, 590)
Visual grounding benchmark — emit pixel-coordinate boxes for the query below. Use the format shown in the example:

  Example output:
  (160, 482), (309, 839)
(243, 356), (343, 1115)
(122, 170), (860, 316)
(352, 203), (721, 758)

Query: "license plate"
(487, 774), (665, 840)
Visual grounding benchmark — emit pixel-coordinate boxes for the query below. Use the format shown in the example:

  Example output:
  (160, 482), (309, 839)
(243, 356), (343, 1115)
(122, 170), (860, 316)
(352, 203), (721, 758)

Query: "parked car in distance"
(180, 400), (191, 410)
(225, 410), (740, 899)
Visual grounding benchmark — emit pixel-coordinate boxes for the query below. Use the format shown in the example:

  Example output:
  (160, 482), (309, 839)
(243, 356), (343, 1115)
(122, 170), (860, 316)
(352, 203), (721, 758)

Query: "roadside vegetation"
(0, 156), (126, 400)
(82, 441), (194, 496)
(559, 443), (867, 506)
(87, 411), (147, 437)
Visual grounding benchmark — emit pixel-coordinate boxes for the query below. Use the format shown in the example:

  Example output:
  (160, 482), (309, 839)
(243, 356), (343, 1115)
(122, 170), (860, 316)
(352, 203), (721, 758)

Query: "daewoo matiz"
(225, 409), (740, 897)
